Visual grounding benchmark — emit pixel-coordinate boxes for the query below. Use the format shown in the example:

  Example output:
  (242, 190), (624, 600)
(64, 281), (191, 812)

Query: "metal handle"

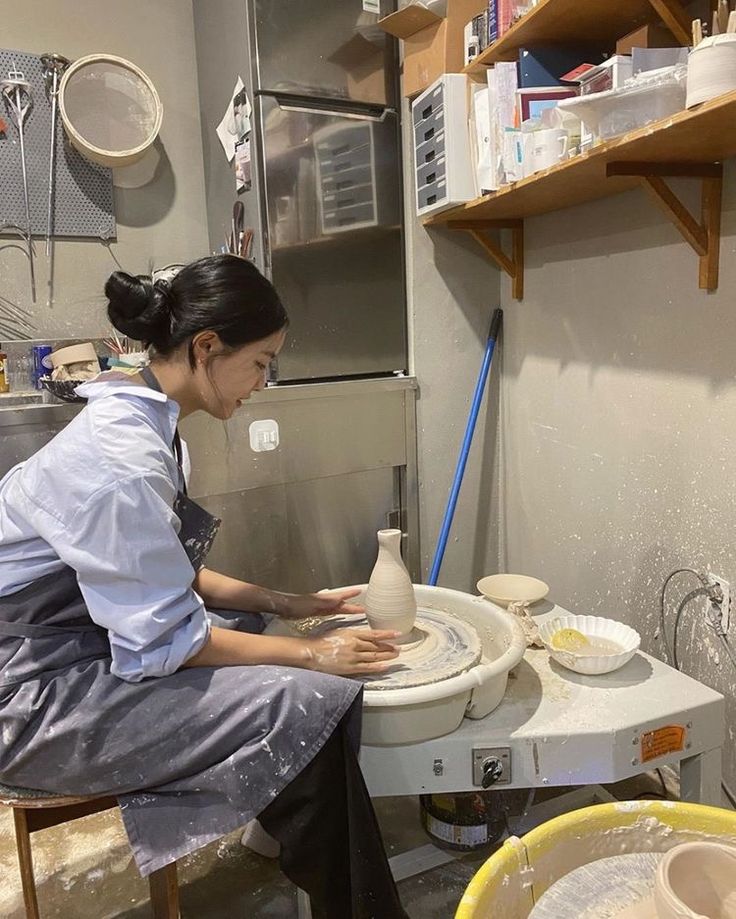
(276, 101), (395, 123)
(488, 307), (503, 343)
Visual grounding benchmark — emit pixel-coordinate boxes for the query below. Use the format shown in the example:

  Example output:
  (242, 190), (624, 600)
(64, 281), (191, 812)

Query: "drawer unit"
(314, 119), (399, 235)
(411, 74), (475, 217)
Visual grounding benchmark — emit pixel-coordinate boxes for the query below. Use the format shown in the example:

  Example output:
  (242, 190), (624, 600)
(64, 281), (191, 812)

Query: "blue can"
(31, 345), (52, 390)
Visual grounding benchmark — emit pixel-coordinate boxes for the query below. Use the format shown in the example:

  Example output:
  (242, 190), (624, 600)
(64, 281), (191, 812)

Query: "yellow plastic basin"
(456, 800), (736, 919)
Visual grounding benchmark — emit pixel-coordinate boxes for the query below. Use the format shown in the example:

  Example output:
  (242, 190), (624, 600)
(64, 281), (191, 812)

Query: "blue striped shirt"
(0, 377), (210, 682)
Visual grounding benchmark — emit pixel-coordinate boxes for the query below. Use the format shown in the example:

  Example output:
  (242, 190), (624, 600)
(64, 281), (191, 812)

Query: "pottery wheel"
(529, 852), (662, 919)
(302, 607), (483, 691)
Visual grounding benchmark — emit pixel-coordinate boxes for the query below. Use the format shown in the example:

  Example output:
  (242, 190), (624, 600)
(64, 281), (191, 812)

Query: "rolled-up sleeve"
(27, 471), (210, 682)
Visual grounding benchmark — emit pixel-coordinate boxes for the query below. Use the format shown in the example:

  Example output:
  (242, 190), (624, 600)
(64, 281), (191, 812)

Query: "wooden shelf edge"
(462, 0), (691, 74)
(422, 90), (736, 227)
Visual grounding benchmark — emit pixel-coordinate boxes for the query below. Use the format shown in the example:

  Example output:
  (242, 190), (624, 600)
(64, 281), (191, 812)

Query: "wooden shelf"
(463, 0), (691, 75)
(425, 91), (736, 225)
(425, 92), (735, 297)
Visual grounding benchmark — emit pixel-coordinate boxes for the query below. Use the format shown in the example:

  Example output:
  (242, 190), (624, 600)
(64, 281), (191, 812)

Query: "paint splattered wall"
(496, 172), (736, 791)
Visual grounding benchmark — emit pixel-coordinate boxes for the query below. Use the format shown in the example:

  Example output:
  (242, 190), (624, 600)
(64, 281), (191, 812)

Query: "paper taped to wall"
(216, 77), (252, 162)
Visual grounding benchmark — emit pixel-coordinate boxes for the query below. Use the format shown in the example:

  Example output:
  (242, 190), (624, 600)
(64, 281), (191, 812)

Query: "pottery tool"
(41, 53), (70, 308)
(728, 10), (736, 33)
(692, 18), (703, 46)
(1, 62), (35, 301)
(713, 9), (721, 35)
(719, 0), (730, 34)
(428, 308), (503, 586)
(58, 54), (162, 167)
(230, 200), (244, 254)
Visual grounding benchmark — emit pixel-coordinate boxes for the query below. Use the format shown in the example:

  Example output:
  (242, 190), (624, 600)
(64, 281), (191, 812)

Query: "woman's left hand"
(281, 588), (364, 621)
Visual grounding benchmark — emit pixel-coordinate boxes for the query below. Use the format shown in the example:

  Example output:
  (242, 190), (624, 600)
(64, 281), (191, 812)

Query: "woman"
(0, 255), (408, 918)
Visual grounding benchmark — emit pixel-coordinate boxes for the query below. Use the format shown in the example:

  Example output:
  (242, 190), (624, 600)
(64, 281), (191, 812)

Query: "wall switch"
(709, 574), (731, 634)
(249, 419), (279, 452)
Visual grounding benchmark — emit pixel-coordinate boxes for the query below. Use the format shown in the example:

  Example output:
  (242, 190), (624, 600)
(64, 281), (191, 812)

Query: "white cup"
(526, 128), (569, 175)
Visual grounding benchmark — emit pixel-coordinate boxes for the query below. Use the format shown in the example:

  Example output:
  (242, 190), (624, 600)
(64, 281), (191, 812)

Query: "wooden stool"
(0, 783), (179, 919)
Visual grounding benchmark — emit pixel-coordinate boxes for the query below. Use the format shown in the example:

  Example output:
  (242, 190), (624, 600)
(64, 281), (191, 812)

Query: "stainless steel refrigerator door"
(258, 96), (406, 381)
(251, 0), (396, 106)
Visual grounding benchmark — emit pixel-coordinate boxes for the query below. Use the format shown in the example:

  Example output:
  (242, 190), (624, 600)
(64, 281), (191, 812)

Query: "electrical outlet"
(709, 574), (731, 634)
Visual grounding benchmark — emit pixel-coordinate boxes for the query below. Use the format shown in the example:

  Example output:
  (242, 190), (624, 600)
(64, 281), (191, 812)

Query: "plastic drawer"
(416, 158), (446, 189)
(417, 181), (447, 211)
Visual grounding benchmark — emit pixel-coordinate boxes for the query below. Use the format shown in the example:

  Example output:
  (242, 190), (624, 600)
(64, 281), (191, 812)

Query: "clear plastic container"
(558, 66), (688, 142)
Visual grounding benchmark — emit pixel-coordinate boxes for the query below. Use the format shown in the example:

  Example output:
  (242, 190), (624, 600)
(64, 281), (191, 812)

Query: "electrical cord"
(659, 569), (735, 810)
(658, 568), (713, 665)
(704, 601), (736, 671)
(723, 781), (736, 810)
(672, 586), (712, 671)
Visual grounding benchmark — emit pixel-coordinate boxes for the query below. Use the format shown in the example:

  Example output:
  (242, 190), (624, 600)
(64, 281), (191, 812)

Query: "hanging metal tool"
(41, 53), (70, 307)
(1, 62), (36, 302)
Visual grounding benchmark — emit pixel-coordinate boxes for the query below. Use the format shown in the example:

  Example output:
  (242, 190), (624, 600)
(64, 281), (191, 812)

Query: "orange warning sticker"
(640, 726), (687, 763)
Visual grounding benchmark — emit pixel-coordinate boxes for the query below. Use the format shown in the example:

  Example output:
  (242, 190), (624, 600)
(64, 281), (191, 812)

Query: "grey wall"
(495, 167), (736, 790)
(1, 0), (209, 340)
(191, 0), (264, 267)
(402, 102), (503, 588)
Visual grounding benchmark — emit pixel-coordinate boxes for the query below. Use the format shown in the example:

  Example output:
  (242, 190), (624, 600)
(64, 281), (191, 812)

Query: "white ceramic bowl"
(539, 615), (641, 675)
(477, 573), (549, 607)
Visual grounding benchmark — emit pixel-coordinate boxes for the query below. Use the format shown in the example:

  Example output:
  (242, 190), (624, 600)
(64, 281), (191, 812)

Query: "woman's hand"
(303, 629), (401, 676)
(281, 588), (365, 621)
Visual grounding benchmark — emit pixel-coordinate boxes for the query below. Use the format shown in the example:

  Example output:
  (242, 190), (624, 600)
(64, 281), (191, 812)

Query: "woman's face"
(194, 328), (287, 420)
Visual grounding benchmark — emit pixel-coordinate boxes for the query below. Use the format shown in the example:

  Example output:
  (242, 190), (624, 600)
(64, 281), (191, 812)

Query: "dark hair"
(105, 255), (288, 366)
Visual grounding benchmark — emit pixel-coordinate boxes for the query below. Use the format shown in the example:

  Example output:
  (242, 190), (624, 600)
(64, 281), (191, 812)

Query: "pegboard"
(0, 49), (116, 239)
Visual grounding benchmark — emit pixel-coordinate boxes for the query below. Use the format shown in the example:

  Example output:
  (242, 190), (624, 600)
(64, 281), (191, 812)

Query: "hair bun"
(105, 271), (169, 346)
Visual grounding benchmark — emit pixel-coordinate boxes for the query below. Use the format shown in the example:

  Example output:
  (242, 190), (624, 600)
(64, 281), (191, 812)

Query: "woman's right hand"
(303, 629), (401, 676)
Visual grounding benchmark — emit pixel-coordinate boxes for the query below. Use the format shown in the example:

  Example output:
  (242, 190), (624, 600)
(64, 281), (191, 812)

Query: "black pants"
(259, 707), (408, 919)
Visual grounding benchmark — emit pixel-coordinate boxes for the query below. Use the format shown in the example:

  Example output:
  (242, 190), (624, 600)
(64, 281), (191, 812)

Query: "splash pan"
(305, 607), (483, 691)
(267, 584), (526, 745)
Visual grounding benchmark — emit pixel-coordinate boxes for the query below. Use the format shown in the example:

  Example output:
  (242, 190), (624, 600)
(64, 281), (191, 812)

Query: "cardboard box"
(616, 23), (682, 55)
(564, 55), (633, 96)
(402, 0), (486, 98)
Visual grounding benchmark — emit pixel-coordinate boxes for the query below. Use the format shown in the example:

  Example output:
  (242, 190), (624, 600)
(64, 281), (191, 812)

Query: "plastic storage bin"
(558, 70), (687, 142)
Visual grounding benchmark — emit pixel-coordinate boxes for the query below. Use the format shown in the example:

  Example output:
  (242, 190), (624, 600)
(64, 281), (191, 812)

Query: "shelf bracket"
(447, 219), (524, 300)
(606, 162), (723, 291)
(646, 0), (693, 46)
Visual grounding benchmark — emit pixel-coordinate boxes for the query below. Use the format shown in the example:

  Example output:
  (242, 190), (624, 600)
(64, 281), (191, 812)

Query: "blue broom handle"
(428, 308), (503, 586)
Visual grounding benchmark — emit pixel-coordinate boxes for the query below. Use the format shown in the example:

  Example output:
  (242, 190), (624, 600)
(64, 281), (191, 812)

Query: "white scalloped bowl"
(539, 615), (641, 675)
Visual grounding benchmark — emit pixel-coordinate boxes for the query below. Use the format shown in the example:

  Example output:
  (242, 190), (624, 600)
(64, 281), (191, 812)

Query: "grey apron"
(0, 383), (361, 877)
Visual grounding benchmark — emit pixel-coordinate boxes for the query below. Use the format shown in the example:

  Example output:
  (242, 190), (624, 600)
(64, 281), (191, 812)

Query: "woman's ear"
(191, 331), (223, 365)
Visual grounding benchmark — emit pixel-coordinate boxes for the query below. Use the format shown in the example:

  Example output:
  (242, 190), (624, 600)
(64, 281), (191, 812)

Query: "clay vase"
(365, 529), (417, 638)
(653, 841), (736, 919)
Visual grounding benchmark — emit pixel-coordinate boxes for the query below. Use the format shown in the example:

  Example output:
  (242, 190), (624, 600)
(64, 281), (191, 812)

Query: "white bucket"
(687, 35), (736, 108)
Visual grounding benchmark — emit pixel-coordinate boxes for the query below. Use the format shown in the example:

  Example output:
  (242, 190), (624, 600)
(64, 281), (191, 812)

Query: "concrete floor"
(0, 771), (720, 918)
